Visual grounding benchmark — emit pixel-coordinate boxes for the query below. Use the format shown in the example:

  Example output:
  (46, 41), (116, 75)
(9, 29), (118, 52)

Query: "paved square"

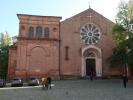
(0, 79), (133, 100)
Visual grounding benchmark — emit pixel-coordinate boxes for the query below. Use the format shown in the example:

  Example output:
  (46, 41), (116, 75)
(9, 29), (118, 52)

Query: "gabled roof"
(62, 8), (114, 24)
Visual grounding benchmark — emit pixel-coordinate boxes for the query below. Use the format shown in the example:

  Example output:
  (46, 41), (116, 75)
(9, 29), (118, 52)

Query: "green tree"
(109, 0), (133, 75)
(128, 0), (133, 20)
(0, 32), (11, 78)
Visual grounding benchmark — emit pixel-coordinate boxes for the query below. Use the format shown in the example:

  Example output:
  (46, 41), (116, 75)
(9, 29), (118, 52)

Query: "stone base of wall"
(7, 70), (60, 81)
(60, 75), (81, 80)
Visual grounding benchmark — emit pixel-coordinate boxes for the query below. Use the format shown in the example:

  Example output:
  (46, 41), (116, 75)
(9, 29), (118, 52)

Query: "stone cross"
(87, 13), (93, 22)
(89, 0), (92, 8)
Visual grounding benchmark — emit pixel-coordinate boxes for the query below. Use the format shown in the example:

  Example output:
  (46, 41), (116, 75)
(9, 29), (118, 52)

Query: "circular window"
(80, 24), (101, 44)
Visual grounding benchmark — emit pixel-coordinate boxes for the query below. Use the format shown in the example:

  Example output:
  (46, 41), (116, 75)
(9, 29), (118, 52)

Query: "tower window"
(28, 27), (34, 38)
(36, 26), (43, 38)
(44, 27), (49, 37)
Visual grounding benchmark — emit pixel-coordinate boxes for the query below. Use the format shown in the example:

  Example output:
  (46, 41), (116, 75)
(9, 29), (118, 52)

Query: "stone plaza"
(0, 79), (133, 100)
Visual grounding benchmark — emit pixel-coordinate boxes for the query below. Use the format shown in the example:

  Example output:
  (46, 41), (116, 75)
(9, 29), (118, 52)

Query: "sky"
(0, 0), (129, 37)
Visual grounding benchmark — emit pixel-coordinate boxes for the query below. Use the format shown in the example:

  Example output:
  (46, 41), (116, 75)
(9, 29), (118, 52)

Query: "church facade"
(8, 8), (122, 80)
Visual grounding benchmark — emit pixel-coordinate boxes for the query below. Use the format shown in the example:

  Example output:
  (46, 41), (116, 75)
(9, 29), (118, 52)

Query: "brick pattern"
(60, 8), (121, 77)
(8, 14), (61, 80)
(8, 9), (122, 80)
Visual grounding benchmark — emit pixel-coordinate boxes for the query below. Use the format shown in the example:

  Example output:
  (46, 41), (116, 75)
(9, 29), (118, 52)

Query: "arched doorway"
(86, 58), (96, 76)
(81, 45), (102, 77)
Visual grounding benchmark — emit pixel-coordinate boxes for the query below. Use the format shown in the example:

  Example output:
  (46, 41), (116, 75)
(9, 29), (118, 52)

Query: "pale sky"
(0, 0), (129, 37)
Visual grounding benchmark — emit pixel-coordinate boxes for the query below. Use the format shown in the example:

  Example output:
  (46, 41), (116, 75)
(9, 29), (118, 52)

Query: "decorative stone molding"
(81, 45), (102, 77)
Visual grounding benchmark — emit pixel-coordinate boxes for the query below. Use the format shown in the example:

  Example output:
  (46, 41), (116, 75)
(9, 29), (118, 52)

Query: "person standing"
(44, 78), (49, 90)
(89, 67), (94, 81)
(122, 74), (128, 88)
(41, 77), (45, 90)
(47, 76), (52, 89)
(90, 71), (93, 81)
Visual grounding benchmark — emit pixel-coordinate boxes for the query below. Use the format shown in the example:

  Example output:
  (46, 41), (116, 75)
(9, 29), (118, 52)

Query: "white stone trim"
(81, 45), (102, 77)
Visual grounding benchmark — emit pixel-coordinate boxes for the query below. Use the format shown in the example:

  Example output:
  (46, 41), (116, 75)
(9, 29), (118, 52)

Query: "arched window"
(36, 26), (43, 38)
(44, 27), (49, 37)
(28, 27), (34, 38)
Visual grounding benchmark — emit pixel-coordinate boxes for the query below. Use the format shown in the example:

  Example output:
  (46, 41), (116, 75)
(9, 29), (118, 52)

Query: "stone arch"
(30, 46), (46, 54)
(81, 45), (102, 77)
(29, 46), (47, 74)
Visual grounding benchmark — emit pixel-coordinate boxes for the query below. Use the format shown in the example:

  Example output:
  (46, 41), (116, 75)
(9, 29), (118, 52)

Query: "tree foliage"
(109, 0), (133, 69)
(112, 24), (127, 46)
(128, 0), (133, 20)
(0, 32), (11, 77)
(108, 48), (126, 67)
(116, 1), (129, 28)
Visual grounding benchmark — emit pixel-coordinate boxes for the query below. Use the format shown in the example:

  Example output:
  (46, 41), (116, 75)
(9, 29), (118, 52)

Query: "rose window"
(80, 24), (101, 44)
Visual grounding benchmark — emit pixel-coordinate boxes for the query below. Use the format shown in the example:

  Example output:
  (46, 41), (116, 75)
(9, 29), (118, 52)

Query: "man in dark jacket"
(47, 76), (52, 89)
(122, 74), (128, 88)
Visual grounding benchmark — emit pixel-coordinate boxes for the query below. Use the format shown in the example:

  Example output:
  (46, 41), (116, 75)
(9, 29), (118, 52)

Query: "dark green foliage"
(109, 1), (133, 70)
(108, 48), (126, 67)
(9, 44), (17, 48)
(112, 24), (127, 46)
(112, 24), (126, 34)
(0, 32), (12, 77)
(0, 46), (9, 77)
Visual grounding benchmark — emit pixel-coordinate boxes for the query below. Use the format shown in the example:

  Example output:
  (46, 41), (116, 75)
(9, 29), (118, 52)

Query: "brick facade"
(8, 8), (122, 80)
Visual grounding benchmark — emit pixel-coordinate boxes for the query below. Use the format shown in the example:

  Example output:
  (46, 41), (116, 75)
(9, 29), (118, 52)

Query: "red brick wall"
(8, 48), (17, 80)
(8, 14), (61, 80)
(60, 8), (120, 77)
(8, 9), (123, 80)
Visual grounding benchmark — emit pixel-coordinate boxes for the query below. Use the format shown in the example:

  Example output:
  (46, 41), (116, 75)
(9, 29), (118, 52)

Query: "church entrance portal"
(82, 46), (102, 77)
(86, 58), (96, 76)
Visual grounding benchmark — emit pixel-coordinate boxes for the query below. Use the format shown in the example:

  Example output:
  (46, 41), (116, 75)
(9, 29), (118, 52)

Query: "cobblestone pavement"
(0, 79), (133, 100)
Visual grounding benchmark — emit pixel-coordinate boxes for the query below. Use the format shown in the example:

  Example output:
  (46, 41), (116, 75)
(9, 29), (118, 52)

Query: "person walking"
(122, 74), (128, 88)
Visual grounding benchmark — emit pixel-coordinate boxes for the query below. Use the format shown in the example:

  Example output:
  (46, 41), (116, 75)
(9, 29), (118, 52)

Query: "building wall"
(8, 9), (122, 80)
(17, 14), (61, 39)
(15, 40), (60, 79)
(60, 8), (120, 78)
(8, 48), (17, 80)
(8, 14), (61, 80)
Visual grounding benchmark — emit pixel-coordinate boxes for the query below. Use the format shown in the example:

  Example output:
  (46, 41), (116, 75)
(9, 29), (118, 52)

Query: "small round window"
(80, 23), (101, 44)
